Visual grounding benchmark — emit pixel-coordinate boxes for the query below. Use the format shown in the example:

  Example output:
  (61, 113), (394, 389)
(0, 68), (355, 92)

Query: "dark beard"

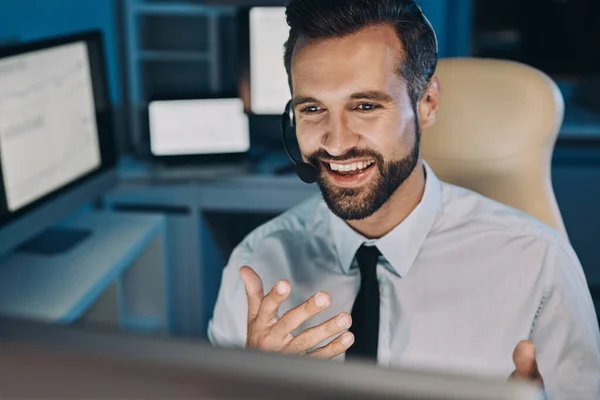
(308, 131), (420, 221)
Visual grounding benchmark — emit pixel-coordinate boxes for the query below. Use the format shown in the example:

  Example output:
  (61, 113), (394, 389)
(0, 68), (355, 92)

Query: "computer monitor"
(238, 6), (290, 116)
(148, 97), (250, 158)
(0, 317), (544, 399)
(0, 31), (117, 255)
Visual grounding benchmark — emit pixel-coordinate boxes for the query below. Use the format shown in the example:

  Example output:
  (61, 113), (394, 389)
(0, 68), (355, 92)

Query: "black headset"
(281, 99), (319, 184)
(281, 4), (438, 184)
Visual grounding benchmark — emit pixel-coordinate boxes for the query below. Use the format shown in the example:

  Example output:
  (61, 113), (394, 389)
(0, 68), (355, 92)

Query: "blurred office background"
(0, 0), (598, 339)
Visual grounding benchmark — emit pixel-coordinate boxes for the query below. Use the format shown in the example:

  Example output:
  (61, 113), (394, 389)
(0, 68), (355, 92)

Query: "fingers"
(240, 266), (264, 322)
(512, 340), (537, 378)
(510, 340), (544, 386)
(309, 331), (355, 359)
(270, 291), (332, 341)
(284, 312), (351, 354)
(255, 279), (292, 327)
(240, 274), (351, 359)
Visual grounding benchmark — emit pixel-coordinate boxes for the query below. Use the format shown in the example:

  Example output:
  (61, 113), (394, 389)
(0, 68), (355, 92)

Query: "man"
(209, 0), (600, 398)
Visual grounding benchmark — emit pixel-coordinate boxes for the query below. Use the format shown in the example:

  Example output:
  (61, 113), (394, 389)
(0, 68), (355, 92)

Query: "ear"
(417, 75), (441, 130)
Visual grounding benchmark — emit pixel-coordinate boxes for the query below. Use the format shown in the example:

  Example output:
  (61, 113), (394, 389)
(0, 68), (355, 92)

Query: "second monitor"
(148, 98), (250, 158)
(238, 6), (290, 116)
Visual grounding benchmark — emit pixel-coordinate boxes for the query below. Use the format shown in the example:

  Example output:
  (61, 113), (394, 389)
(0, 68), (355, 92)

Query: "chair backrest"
(422, 57), (567, 235)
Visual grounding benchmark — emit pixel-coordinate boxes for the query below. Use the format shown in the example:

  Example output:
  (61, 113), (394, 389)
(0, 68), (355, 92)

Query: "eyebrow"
(291, 96), (319, 109)
(349, 91), (394, 103)
(292, 91), (393, 109)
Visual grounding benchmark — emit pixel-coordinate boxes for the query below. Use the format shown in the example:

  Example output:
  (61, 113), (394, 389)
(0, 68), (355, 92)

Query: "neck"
(346, 159), (426, 239)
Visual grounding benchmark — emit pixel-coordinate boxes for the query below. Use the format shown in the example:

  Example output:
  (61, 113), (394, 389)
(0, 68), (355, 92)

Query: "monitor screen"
(247, 6), (290, 115)
(148, 98), (250, 156)
(0, 41), (102, 212)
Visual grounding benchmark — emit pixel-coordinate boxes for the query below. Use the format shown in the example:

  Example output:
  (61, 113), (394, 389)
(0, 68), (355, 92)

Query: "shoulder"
(438, 181), (566, 245)
(435, 181), (580, 276)
(434, 181), (585, 297)
(229, 193), (329, 268)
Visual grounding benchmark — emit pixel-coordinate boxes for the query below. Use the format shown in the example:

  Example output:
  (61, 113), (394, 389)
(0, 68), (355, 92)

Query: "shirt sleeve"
(207, 242), (251, 349)
(532, 239), (600, 400)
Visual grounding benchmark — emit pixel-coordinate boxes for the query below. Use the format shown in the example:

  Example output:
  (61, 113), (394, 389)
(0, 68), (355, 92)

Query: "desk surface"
(0, 210), (165, 323)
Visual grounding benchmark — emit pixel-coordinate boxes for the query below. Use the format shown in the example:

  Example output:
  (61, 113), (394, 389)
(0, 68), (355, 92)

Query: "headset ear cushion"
(281, 114), (290, 134)
(285, 126), (298, 156)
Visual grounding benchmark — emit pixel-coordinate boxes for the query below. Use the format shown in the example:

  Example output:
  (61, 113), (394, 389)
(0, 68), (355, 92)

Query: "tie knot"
(355, 245), (380, 281)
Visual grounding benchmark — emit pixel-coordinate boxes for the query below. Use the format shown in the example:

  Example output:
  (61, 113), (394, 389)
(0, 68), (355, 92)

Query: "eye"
(300, 105), (323, 114)
(355, 103), (381, 111)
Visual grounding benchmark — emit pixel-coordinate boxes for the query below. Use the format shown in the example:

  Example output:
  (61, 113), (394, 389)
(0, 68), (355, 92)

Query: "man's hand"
(240, 266), (354, 358)
(509, 340), (545, 389)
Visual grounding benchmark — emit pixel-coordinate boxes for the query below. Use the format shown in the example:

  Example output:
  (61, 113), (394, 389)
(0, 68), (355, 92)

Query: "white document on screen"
(0, 41), (101, 211)
(250, 7), (291, 114)
(148, 98), (250, 156)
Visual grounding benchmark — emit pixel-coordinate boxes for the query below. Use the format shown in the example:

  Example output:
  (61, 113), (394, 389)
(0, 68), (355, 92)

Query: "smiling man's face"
(290, 23), (421, 221)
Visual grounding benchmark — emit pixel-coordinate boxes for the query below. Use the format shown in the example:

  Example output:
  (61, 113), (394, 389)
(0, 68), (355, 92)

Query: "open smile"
(320, 159), (377, 188)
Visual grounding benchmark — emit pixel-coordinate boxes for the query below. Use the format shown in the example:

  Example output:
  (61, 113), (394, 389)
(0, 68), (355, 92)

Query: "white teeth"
(329, 160), (374, 172)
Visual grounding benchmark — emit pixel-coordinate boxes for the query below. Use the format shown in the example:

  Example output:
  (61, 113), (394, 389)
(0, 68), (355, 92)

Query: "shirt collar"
(329, 161), (443, 277)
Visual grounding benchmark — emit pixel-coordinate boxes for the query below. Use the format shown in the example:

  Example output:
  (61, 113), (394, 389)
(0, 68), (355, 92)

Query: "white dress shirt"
(209, 163), (600, 399)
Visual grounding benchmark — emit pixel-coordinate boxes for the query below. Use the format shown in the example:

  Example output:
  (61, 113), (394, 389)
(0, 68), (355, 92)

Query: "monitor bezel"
(0, 316), (545, 400)
(0, 29), (117, 226)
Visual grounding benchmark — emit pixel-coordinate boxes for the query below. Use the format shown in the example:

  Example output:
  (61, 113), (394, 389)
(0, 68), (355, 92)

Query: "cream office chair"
(422, 57), (567, 235)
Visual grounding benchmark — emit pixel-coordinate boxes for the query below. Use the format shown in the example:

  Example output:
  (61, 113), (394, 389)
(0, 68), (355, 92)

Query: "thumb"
(240, 266), (264, 322)
(512, 340), (541, 381)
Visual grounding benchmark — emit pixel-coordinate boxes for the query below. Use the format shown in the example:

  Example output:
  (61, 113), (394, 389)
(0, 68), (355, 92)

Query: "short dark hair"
(283, 0), (438, 105)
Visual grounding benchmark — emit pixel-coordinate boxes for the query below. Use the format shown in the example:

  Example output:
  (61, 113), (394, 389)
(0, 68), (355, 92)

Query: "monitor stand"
(16, 227), (93, 256)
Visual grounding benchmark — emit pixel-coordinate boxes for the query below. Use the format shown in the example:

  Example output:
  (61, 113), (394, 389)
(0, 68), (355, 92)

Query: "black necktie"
(346, 244), (380, 361)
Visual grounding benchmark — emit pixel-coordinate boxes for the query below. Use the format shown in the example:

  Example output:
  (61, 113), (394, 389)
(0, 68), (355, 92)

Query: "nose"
(320, 110), (359, 157)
